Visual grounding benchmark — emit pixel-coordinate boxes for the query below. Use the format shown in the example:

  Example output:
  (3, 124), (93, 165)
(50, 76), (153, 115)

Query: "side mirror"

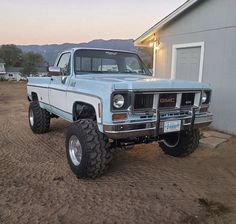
(48, 66), (61, 76)
(61, 76), (67, 84)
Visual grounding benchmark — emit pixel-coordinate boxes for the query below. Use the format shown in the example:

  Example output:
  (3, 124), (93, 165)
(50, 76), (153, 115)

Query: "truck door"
(49, 52), (71, 118)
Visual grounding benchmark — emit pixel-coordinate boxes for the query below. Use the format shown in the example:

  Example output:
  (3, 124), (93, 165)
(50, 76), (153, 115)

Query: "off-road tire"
(65, 119), (113, 179)
(28, 101), (50, 134)
(159, 128), (200, 157)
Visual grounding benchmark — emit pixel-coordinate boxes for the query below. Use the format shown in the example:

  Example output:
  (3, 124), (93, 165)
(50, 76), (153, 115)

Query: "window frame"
(57, 52), (71, 76)
(73, 49), (151, 76)
(170, 42), (205, 82)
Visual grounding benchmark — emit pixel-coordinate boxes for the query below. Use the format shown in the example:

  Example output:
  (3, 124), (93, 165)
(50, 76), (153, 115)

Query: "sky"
(0, 0), (186, 45)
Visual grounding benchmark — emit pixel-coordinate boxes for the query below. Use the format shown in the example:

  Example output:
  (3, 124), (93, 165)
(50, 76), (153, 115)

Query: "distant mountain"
(17, 39), (138, 65)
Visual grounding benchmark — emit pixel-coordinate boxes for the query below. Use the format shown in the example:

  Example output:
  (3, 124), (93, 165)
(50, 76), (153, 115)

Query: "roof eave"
(134, 0), (200, 46)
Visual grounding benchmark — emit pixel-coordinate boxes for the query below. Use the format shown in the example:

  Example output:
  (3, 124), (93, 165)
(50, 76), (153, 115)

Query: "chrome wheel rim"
(29, 109), (34, 126)
(69, 135), (82, 166)
(163, 132), (180, 148)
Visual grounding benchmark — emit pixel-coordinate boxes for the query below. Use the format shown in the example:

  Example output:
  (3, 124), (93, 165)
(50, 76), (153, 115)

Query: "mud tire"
(159, 129), (200, 157)
(28, 101), (50, 134)
(65, 119), (113, 179)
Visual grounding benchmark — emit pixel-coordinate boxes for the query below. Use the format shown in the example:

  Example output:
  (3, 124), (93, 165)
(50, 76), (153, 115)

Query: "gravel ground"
(0, 82), (236, 224)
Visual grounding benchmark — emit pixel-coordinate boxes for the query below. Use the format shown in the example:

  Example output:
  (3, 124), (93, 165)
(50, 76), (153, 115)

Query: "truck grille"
(134, 94), (153, 111)
(181, 93), (195, 107)
(133, 92), (198, 113)
(159, 93), (177, 108)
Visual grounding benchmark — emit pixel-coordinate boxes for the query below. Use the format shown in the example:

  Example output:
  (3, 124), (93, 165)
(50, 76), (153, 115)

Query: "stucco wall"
(154, 0), (236, 134)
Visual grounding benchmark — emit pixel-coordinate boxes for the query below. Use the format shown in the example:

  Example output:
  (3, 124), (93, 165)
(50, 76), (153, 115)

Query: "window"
(74, 49), (151, 76)
(57, 53), (71, 76)
(125, 57), (143, 73)
(75, 56), (119, 73)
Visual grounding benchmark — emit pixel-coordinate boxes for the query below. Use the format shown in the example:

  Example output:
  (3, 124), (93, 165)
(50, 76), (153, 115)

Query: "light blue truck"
(27, 48), (213, 178)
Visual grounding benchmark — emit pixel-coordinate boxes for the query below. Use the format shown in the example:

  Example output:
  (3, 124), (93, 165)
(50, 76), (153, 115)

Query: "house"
(0, 59), (6, 78)
(5, 67), (26, 81)
(134, 0), (236, 134)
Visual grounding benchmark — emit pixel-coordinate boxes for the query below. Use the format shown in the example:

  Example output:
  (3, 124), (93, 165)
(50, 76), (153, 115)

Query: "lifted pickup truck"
(27, 48), (213, 179)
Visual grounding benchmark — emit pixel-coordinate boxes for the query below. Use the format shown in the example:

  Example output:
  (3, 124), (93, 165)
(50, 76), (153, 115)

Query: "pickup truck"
(27, 48), (213, 179)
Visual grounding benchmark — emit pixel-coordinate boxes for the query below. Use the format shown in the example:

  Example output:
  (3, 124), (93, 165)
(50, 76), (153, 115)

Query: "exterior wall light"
(149, 42), (154, 47)
(149, 40), (160, 50)
(154, 40), (160, 50)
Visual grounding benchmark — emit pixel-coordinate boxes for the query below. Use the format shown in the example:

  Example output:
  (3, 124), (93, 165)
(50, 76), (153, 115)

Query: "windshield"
(74, 49), (151, 76)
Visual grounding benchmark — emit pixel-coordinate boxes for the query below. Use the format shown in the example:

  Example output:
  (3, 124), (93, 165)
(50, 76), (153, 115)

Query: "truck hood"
(77, 74), (210, 90)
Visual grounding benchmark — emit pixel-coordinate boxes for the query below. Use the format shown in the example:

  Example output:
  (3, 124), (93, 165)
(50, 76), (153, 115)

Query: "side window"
(57, 53), (71, 76)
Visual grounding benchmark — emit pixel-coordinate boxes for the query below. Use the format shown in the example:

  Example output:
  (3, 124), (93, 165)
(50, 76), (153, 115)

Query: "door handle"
(51, 77), (53, 81)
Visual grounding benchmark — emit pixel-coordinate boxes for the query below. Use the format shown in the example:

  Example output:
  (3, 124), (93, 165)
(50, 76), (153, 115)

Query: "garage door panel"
(176, 47), (201, 81)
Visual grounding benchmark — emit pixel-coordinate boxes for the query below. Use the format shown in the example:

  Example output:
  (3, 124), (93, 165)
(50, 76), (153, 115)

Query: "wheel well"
(31, 92), (38, 101)
(73, 102), (96, 121)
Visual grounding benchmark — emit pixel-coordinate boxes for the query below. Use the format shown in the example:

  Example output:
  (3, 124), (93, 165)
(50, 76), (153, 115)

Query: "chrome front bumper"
(103, 112), (213, 139)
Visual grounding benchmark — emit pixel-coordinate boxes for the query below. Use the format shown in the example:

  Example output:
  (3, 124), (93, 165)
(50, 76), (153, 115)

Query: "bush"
(0, 76), (7, 81)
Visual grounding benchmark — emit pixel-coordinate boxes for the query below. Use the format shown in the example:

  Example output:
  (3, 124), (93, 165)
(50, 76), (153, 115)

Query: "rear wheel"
(28, 101), (50, 134)
(159, 128), (200, 157)
(65, 119), (113, 179)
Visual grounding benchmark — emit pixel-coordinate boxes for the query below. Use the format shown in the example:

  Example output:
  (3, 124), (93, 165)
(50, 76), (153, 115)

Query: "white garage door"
(175, 47), (201, 81)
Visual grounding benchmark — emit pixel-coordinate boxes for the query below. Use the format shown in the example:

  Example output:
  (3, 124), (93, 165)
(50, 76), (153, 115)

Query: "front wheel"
(65, 119), (113, 179)
(28, 101), (50, 134)
(159, 129), (200, 157)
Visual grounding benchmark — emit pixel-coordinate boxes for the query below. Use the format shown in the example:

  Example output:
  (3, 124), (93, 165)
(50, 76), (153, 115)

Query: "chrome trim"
(29, 109), (34, 126)
(110, 91), (131, 112)
(105, 127), (156, 134)
(132, 90), (203, 114)
(115, 88), (211, 93)
(69, 135), (82, 166)
(103, 119), (156, 126)
(103, 112), (213, 139)
(200, 90), (212, 107)
(194, 114), (213, 125)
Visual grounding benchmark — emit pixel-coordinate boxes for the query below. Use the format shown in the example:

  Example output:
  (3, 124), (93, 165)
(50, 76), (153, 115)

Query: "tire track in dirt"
(1, 117), (65, 163)
(0, 115), (66, 203)
(1, 83), (236, 224)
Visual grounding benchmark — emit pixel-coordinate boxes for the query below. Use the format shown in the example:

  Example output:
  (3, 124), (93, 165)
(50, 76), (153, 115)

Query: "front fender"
(67, 91), (103, 124)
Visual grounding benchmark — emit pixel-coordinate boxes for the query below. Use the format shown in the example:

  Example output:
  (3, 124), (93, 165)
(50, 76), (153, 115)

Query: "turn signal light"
(112, 113), (128, 121)
(200, 107), (208, 113)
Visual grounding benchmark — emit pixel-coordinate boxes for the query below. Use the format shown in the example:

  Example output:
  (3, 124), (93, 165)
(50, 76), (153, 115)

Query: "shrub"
(0, 76), (7, 81)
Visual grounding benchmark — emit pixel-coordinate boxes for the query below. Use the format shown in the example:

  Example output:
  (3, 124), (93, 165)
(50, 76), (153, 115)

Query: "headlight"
(113, 94), (125, 109)
(201, 90), (211, 104)
(201, 91), (207, 103)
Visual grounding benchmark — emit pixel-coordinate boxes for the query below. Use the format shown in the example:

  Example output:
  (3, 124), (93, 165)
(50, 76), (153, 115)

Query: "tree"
(0, 45), (23, 67)
(23, 52), (44, 66)
(0, 45), (45, 76)
(21, 52), (44, 75)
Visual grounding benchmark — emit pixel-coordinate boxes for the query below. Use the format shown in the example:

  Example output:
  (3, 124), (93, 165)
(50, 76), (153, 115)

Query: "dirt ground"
(0, 82), (236, 224)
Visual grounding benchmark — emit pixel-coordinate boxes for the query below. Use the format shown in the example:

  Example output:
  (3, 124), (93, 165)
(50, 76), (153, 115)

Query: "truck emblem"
(160, 98), (176, 103)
